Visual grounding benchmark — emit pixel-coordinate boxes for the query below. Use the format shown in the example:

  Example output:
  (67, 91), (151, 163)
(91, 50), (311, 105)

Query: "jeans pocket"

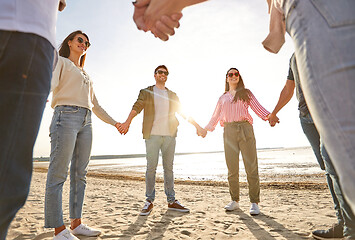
(311, 0), (355, 27)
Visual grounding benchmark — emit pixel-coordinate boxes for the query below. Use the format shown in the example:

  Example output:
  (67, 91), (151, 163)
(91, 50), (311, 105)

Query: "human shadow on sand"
(226, 210), (307, 240)
(116, 213), (149, 240)
(144, 210), (186, 240)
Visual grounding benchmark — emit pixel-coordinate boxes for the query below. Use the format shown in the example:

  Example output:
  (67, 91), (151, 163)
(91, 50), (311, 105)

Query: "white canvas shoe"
(224, 201), (239, 211)
(70, 223), (101, 236)
(53, 229), (79, 240)
(250, 203), (260, 215)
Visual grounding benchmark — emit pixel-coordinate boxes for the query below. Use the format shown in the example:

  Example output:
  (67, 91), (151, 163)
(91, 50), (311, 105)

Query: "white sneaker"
(70, 223), (101, 236)
(224, 201), (239, 211)
(250, 203), (260, 215)
(53, 229), (79, 240)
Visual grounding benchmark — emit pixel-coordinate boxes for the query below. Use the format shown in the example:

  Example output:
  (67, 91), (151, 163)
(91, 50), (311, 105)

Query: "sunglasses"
(156, 70), (169, 76)
(77, 37), (91, 48)
(228, 72), (239, 77)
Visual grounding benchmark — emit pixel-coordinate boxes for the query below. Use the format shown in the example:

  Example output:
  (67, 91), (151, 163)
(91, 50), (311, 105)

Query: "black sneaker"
(312, 223), (343, 239)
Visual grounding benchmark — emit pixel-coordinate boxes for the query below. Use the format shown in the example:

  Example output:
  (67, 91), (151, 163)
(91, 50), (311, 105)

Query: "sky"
(33, 0), (308, 157)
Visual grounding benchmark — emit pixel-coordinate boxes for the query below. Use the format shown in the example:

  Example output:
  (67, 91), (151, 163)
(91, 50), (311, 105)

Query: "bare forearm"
(125, 110), (138, 124)
(181, 0), (208, 8)
(272, 92), (292, 115)
(188, 117), (202, 129)
(272, 81), (295, 115)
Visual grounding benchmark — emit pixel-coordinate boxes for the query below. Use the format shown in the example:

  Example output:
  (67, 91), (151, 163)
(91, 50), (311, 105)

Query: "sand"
(7, 170), (337, 240)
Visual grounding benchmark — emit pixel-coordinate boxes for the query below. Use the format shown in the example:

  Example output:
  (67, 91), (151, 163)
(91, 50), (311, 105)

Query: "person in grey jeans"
(269, 53), (355, 239)
(281, 0), (355, 223)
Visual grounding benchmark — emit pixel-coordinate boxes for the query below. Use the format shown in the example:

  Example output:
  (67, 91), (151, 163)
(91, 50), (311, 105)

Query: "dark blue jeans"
(0, 31), (54, 239)
(299, 113), (325, 170)
(322, 146), (355, 237)
(300, 114), (340, 218)
(301, 113), (355, 237)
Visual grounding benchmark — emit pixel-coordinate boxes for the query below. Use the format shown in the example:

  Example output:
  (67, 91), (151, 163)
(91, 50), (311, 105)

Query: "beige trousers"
(223, 121), (260, 203)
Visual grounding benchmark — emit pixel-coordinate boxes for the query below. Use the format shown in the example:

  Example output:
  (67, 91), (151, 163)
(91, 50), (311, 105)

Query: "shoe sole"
(71, 233), (101, 237)
(224, 207), (239, 211)
(250, 212), (260, 216)
(139, 210), (152, 216)
(70, 231), (101, 237)
(311, 233), (341, 240)
(168, 208), (190, 213)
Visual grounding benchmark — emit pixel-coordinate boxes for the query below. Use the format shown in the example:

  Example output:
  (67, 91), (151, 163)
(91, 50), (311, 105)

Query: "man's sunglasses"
(156, 70), (169, 76)
(228, 72), (239, 77)
(77, 37), (91, 48)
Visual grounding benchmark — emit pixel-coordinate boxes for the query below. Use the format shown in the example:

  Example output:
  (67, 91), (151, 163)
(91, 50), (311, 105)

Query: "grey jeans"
(145, 135), (176, 203)
(284, 0), (355, 214)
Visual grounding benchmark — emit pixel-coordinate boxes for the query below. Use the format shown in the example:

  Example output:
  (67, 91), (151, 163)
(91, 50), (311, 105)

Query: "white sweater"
(51, 56), (117, 126)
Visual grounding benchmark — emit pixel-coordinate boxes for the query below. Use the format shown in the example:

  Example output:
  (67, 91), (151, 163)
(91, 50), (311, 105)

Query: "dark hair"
(154, 65), (168, 74)
(58, 30), (89, 68)
(225, 68), (250, 103)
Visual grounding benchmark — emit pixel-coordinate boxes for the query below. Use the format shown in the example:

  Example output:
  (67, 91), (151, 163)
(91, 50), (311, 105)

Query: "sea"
(34, 146), (324, 183)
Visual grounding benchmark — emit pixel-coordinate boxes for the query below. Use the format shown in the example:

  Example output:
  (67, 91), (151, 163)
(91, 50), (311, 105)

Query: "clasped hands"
(267, 113), (280, 127)
(196, 126), (207, 138)
(133, 0), (185, 41)
(115, 122), (130, 135)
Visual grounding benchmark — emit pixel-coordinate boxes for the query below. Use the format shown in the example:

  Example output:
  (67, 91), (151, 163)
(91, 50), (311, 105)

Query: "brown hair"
(225, 68), (250, 103)
(154, 65), (169, 74)
(58, 30), (89, 68)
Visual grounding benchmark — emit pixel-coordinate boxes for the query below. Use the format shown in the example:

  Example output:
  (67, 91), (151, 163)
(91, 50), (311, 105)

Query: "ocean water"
(34, 147), (323, 182)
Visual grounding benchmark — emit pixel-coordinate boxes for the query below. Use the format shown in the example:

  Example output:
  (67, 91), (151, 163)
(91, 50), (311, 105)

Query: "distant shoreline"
(33, 146), (312, 162)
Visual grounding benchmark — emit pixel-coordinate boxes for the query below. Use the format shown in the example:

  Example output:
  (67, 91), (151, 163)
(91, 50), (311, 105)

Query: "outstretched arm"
(268, 79), (295, 126)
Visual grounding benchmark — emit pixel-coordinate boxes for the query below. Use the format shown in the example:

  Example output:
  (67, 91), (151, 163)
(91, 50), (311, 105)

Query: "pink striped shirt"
(205, 91), (270, 131)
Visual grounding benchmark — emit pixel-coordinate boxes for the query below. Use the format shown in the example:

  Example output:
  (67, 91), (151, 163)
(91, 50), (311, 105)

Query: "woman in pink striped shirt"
(203, 68), (270, 216)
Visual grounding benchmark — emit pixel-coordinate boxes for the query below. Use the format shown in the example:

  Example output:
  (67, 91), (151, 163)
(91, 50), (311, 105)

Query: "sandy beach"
(6, 168), (337, 240)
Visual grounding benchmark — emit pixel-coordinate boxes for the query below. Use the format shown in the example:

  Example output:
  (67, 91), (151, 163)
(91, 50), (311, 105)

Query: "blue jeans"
(300, 114), (346, 225)
(45, 106), (92, 228)
(299, 113), (325, 170)
(0, 31), (53, 239)
(322, 145), (355, 237)
(145, 136), (176, 203)
(284, 0), (355, 214)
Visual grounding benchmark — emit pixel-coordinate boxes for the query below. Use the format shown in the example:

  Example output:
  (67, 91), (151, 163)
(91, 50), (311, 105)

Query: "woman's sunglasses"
(156, 70), (169, 76)
(228, 72), (239, 77)
(77, 37), (91, 48)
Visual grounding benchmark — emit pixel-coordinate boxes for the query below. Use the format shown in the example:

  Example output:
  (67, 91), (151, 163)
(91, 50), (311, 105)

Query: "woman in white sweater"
(44, 30), (119, 240)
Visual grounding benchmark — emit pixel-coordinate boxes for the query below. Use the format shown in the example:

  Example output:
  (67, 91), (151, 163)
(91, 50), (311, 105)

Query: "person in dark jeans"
(0, 1), (67, 238)
(268, 53), (355, 239)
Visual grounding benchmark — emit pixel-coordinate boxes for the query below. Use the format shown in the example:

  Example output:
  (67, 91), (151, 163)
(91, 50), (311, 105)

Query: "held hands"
(115, 122), (131, 135)
(196, 126), (207, 138)
(133, 0), (183, 41)
(267, 113), (280, 127)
